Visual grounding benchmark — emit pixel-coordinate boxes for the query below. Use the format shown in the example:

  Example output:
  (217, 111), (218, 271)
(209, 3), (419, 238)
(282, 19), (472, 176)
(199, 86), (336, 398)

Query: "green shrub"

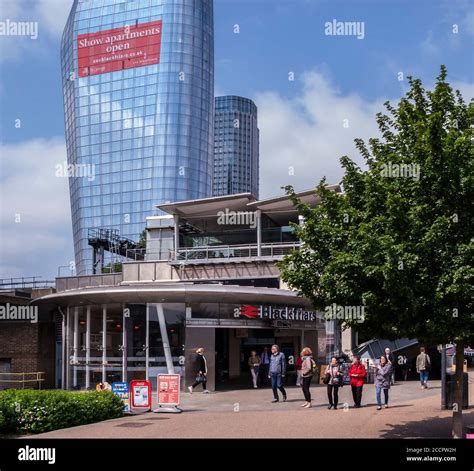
(0, 389), (124, 434)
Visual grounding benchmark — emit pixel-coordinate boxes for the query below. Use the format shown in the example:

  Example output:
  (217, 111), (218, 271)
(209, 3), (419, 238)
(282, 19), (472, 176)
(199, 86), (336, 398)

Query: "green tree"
(279, 66), (473, 438)
(138, 229), (147, 248)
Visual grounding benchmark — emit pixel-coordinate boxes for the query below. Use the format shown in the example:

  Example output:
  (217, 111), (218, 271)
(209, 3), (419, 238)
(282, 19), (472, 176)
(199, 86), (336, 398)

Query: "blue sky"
(0, 0), (473, 279)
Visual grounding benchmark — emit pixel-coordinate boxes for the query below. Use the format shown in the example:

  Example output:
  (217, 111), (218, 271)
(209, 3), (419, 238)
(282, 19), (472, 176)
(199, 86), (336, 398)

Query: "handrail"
(169, 242), (300, 263)
(0, 372), (45, 390)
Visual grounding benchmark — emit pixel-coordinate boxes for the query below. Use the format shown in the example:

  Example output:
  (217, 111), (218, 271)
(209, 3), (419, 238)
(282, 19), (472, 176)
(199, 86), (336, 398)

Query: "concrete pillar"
(341, 324), (355, 355)
(256, 209), (262, 257)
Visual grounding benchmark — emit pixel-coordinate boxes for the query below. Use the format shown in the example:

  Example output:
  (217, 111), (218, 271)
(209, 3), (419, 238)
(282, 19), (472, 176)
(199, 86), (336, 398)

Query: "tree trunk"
(452, 344), (464, 438)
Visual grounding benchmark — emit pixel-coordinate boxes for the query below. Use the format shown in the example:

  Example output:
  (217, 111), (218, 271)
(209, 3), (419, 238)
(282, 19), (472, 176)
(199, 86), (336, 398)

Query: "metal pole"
(85, 306), (91, 390)
(102, 305), (107, 383)
(146, 303), (150, 380)
(156, 303), (175, 374)
(60, 307), (66, 389)
(66, 307), (70, 390)
(122, 307), (127, 382)
(441, 344), (447, 409)
(73, 307), (78, 388)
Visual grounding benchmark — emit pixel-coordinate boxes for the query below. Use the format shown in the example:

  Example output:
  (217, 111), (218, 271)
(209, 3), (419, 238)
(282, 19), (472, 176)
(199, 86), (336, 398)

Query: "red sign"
(77, 20), (162, 77)
(157, 374), (180, 406)
(239, 305), (259, 319)
(130, 380), (151, 409)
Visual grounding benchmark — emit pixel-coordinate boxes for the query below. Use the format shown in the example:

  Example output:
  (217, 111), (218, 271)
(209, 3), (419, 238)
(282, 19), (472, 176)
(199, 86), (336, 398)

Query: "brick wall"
(0, 322), (56, 389)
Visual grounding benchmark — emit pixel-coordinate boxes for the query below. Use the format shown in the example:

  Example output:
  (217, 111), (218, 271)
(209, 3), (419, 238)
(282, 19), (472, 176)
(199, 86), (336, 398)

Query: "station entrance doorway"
(215, 327), (314, 390)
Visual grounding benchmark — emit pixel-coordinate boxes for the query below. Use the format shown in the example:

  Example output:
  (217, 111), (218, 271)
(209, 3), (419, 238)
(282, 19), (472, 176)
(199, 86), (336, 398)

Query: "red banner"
(77, 20), (162, 77)
(157, 374), (180, 406)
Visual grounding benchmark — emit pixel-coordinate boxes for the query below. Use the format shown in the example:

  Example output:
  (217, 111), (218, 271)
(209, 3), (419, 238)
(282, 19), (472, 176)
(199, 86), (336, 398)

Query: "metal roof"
(31, 282), (313, 309)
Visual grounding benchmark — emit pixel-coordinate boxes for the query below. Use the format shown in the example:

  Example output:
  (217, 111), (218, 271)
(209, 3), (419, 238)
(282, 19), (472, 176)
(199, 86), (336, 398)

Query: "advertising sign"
(77, 20), (162, 77)
(112, 382), (130, 412)
(157, 374), (180, 406)
(130, 379), (151, 409)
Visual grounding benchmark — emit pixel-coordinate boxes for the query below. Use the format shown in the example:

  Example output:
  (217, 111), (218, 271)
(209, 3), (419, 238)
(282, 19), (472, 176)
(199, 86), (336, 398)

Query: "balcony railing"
(168, 242), (300, 264)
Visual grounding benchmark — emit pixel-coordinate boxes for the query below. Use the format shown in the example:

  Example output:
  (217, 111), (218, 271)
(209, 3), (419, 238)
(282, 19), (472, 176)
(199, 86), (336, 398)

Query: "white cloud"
(255, 71), (474, 199)
(0, 137), (74, 279)
(256, 71), (474, 198)
(255, 71), (384, 197)
(35, 0), (74, 37)
(0, 0), (73, 63)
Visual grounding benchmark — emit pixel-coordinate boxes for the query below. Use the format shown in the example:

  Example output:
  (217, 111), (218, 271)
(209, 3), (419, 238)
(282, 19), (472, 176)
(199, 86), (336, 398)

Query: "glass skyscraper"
(213, 96), (259, 198)
(61, 0), (214, 275)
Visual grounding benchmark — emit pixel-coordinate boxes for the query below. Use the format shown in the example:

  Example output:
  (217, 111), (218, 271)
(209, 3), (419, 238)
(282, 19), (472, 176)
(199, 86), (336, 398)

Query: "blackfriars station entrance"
(33, 283), (334, 392)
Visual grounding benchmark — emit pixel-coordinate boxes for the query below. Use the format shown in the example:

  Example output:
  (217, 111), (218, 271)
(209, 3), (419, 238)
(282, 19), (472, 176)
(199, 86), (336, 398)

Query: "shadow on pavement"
(380, 409), (474, 438)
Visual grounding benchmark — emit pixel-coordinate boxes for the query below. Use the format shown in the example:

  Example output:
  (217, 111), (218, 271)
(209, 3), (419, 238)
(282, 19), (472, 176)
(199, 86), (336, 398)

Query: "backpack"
(310, 358), (318, 375)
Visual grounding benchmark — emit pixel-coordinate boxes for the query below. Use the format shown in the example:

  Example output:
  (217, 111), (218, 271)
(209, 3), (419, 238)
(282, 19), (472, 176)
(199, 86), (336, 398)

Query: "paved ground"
(29, 380), (474, 439)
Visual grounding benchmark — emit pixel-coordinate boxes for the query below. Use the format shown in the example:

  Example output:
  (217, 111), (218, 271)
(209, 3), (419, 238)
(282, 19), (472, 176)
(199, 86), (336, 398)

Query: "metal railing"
(125, 248), (146, 261)
(169, 242), (300, 264)
(0, 277), (55, 289)
(0, 372), (45, 389)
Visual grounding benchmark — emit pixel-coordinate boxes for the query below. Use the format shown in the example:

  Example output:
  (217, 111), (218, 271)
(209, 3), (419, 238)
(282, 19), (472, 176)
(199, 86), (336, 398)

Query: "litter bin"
(445, 372), (469, 409)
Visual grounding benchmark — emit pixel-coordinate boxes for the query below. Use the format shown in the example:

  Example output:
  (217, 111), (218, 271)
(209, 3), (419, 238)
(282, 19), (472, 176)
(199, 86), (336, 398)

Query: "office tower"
(213, 96), (259, 198)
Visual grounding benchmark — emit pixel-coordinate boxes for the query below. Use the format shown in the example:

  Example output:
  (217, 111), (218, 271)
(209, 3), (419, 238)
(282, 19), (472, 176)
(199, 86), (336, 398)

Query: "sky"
(0, 0), (473, 280)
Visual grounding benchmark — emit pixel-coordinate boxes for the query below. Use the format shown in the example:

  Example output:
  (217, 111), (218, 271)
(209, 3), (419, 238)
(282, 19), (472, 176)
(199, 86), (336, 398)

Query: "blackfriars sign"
(234, 304), (320, 322)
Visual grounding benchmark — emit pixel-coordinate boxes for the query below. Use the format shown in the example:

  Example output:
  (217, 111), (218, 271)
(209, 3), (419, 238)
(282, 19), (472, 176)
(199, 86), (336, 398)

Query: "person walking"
(260, 346), (271, 385)
(268, 344), (287, 403)
(248, 350), (261, 388)
(416, 347), (431, 389)
(375, 356), (393, 410)
(348, 355), (366, 408)
(399, 355), (409, 381)
(384, 347), (396, 385)
(188, 347), (210, 394)
(300, 347), (316, 408)
(295, 354), (303, 386)
(325, 356), (344, 409)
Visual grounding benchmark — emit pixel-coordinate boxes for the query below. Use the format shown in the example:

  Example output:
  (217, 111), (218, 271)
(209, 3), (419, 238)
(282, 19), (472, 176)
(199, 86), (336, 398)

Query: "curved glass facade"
(61, 0), (214, 275)
(214, 96), (259, 198)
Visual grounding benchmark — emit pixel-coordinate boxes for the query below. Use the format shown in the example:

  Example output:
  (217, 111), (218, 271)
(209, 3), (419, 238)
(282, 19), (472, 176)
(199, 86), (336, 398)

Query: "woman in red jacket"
(348, 355), (366, 408)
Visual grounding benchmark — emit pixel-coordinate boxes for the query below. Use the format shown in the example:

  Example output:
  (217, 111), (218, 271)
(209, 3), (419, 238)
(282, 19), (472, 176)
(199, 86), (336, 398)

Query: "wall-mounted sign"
(234, 305), (319, 322)
(157, 374), (180, 406)
(112, 382), (130, 412)
(130, 380), (151, 409)
(77, 20), (162, 77)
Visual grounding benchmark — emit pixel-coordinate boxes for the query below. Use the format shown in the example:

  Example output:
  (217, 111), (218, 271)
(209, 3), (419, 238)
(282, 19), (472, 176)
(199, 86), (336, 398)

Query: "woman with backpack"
(325, 356), (344, 409)
(300, 347), (316, 408)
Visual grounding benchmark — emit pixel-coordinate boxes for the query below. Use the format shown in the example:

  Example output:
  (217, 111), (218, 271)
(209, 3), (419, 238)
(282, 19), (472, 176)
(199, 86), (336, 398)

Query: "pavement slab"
(27, 380), (474, 439)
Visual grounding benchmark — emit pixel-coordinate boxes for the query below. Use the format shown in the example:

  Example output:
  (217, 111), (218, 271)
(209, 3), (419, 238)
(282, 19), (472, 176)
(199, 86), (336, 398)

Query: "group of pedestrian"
(187, 345), (432, 410)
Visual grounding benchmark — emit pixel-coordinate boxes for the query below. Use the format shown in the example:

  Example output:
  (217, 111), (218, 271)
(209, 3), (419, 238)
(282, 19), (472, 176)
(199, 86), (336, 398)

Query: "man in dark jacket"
(188, 347), (210, 394)
(268, 344), (287, 403)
